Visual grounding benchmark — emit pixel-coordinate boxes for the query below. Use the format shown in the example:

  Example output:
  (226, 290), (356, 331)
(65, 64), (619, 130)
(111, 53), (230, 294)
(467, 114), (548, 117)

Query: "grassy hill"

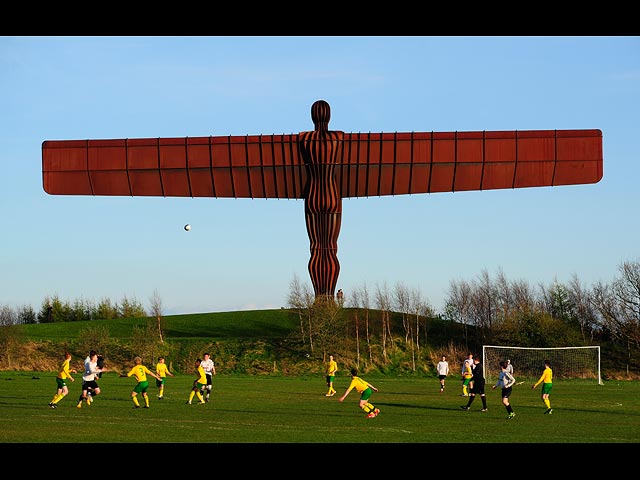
(7, 308), (475, 377)
(17, 309), (299, 341)
(5, 308), (638, 380)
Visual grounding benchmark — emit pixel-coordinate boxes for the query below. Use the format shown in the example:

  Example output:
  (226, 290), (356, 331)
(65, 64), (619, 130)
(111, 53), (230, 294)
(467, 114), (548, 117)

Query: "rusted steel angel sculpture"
(42, 100), (603, 302)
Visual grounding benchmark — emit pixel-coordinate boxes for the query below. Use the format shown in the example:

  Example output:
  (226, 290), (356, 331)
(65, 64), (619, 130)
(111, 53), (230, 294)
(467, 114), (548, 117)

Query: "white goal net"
(482, 345), (602, 384)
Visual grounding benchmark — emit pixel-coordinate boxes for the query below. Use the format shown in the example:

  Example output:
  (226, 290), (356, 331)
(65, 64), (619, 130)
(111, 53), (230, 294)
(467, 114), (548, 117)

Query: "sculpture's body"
(299, 101), (343, 302)
(42, 100), (603, 301)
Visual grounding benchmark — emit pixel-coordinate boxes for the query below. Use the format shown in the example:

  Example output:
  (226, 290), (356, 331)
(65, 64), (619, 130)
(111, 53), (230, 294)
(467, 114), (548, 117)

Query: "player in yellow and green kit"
(49, 352), (76, 408)
(186, 358), (207, 405)
(325, 354), (338, 396)
(122, 356), (162, 409)
(338, 368), (380, 418)
(155, 356), (174, 400)
(461, 353), (474, 396)
(532, 359), (553, 414)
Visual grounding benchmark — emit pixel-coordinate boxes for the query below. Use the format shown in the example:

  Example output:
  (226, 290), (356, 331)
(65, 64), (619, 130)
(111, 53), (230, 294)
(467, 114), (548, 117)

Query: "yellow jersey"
(127, 364), (153, 383)
(195, 365), (206, 384)
(346, 376), (370, 394)
(57, 358), (73, 380)
(534, 366), (553, 387)
(156, 362), (170, 378)
(326, 360), (338, 376)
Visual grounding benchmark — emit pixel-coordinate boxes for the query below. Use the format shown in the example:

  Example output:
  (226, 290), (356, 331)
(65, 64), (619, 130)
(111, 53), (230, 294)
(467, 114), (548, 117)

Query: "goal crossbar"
(482, 345), (602, 385)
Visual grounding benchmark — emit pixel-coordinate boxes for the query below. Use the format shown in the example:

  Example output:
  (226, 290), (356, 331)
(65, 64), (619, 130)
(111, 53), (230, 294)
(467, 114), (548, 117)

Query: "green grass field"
(1, 371), (638, 444)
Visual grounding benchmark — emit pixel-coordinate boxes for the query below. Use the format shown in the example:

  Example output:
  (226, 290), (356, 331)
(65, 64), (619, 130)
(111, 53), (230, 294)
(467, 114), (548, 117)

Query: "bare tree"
(287, 273), (315, 350)
(0, 305), (17, 326)
(375, 282), (393, 363)
(511, 278), (536, 312)
(472, 268), (496, 333)
(351, 282), (372, 365)
(616, 260), (640, 345)
(395, 282), (418, 370)
(149, 289), (164, 344)
(444, 278), (473, 347)
(312, 300), (345, 359)
(17, 305), (37, 325)
(0, 305), (21, 369)
(287, 273), (306, 341)
(350, 287), (362, 367)
(411, 287), (434, 351)
(495, 268), (513, 317)
(591, 259), (640, 346)
(393, 282), (411, 344)
(568, 273), (599, 342)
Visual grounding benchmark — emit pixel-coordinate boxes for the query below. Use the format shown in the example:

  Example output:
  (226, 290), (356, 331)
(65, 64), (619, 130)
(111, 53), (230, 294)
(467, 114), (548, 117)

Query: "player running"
(338, 368), (380, 418)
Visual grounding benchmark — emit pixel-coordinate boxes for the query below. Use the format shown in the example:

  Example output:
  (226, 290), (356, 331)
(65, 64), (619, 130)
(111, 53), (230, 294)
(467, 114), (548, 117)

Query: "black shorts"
(82, 380), (99, 391)
(470, 381), (485, 394)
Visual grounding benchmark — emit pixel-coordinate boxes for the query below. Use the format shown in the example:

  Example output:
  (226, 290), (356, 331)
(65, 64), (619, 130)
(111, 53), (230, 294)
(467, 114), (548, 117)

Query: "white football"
(184, 224), (191, 231)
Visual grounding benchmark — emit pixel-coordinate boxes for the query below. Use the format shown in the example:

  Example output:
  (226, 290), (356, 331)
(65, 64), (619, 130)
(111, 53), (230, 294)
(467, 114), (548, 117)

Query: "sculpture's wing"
(42, 134), (307, 199)
(43, 129), (602, 199)
(335, 129), (603, 198)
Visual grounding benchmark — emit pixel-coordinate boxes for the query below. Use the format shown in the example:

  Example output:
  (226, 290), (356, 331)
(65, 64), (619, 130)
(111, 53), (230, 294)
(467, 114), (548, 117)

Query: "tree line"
(287, 257), (640, 375)
(1, 257), (638, 375)
(0, 294), (147, 326)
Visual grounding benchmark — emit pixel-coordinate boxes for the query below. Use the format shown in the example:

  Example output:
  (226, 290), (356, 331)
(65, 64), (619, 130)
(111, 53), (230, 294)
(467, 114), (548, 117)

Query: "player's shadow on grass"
(555, 406), (640, 417)
(373, 402), (457, 411)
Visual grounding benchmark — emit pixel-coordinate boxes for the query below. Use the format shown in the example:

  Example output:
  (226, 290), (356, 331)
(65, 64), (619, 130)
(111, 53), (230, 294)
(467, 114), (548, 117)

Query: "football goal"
(482, 345), (602, 385)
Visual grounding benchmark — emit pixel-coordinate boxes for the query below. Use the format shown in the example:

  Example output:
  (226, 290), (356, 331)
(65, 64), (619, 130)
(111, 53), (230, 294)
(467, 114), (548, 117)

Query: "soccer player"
(122, 356), (162, 409)
(505, 359), (514, 376)
(532, 359), (553, 414)
(325, 354), (338, 396)
(338, 368), (380, 418)
(77, 351), (103, 408)
(186, 358), (207, 405)
(461, 357), (487, 411)
(155, 356), (174, 400)
(200, 352), (216, 402)
(461, 353), (474, 396)
(96, 353), (105, 378)
(436, 355), (449, 393)
(49, 351), (76, 408)
(492, 360), (516, 419)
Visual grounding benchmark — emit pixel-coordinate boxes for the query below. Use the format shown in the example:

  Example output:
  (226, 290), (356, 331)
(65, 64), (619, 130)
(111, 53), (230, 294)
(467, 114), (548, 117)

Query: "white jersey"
(436, 361), (449, 376)
(201, 358), (215, 376)
(82, 357), (100, 382)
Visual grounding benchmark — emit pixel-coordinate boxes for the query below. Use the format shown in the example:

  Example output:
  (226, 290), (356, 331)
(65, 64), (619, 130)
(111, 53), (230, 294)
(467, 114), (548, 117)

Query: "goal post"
(482, 345), (602, 385)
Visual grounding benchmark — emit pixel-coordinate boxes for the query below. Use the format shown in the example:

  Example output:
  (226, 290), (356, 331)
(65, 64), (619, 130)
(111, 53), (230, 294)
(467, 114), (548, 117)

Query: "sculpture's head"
(311, 100), (330, 131)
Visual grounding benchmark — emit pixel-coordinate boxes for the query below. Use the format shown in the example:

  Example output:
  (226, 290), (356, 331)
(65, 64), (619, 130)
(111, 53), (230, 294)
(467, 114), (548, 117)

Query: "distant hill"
(7, 308), (638, 380)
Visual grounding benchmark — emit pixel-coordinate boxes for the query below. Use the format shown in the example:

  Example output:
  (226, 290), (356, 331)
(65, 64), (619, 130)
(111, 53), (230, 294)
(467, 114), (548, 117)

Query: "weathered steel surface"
(42, 100), (603, 300)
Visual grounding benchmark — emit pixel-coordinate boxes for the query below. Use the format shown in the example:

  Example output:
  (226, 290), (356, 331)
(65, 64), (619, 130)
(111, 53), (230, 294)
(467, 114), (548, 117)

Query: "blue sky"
(1, 36), (638, 315)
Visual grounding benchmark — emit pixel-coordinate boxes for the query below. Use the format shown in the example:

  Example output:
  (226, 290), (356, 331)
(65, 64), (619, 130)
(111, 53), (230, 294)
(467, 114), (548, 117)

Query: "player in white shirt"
(76, 351), (104, 408)
(200, 352), (216, 402)
(505, 359), (514, 376)
(436, 355), (449, 393)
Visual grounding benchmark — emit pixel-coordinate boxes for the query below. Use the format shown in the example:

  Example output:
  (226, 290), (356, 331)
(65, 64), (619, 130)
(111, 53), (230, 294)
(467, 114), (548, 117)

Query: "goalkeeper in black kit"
(461, 357), (487, 412)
